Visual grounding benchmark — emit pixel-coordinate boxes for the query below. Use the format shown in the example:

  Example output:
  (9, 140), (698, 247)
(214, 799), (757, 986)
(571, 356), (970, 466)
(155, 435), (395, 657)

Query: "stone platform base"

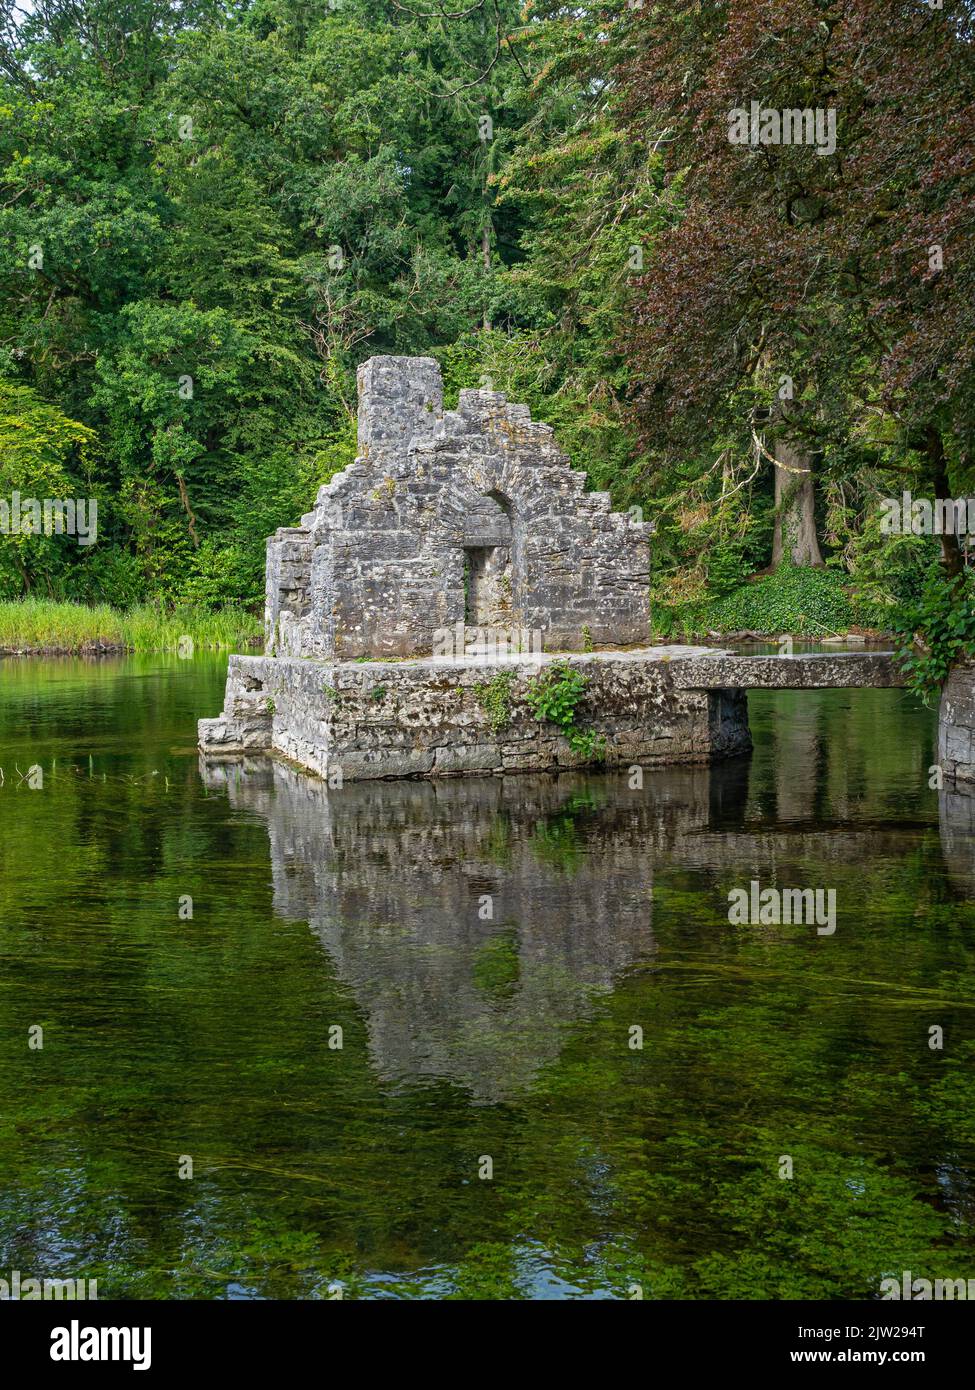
(198, 646), (752, 781)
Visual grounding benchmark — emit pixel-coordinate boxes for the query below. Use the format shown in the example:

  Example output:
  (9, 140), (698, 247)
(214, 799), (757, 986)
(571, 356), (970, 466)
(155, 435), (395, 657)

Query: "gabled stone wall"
(265, 355), (652, 659)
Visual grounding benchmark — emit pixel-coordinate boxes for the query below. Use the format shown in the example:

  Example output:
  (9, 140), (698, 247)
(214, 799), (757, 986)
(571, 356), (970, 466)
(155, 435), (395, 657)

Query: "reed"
(0, 599), (261, 653)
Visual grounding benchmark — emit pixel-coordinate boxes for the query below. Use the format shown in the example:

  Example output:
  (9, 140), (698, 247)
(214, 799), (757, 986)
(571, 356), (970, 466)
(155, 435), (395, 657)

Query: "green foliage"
(705, 541), (757, 599)
(892, 564), (975, 704)
(474, 670), (515, 733)
(0, 0), (544, 608)
(0, 0), (961, 632)
(660, 564), (865, 640)
(0, 380), (99, 597)
(525, 660), (604, 760)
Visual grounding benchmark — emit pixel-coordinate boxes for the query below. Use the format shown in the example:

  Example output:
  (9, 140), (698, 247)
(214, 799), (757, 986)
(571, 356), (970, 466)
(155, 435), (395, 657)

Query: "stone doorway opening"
(463, 546), (510, 626)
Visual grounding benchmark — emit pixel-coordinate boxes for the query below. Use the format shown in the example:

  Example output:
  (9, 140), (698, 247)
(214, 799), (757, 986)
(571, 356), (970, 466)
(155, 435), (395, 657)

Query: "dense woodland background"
(1, 0), (973, 653)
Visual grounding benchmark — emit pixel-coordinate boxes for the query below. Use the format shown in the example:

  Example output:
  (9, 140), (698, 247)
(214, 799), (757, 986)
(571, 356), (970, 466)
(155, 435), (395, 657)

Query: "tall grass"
(0, 599), (261, 653)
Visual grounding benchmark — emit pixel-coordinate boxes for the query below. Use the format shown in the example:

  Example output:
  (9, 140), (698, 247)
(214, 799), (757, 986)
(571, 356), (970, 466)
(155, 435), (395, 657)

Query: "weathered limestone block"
(264, 525), (314, 656)
(198, 661), (274, 752)
(357, 354), (443, 462)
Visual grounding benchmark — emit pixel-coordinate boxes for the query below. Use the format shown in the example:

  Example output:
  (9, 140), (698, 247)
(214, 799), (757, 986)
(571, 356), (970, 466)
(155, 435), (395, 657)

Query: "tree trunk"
(481, 223), (492, 332)
(927, 425), (964, 577)
(771, 438), (824, 568)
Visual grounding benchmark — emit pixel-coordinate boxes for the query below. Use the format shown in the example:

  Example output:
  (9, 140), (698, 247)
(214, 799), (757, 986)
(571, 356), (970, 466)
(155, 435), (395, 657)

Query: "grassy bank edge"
(0, 599), (262, 655)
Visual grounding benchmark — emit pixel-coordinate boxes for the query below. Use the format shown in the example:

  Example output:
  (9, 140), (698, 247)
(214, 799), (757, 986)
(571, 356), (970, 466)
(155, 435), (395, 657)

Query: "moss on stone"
(474, 670), (516, 732)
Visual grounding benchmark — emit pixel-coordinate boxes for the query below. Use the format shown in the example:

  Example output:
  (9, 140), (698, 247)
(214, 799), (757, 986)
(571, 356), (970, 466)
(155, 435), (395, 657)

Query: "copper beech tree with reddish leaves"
(620, 0), (975, 575)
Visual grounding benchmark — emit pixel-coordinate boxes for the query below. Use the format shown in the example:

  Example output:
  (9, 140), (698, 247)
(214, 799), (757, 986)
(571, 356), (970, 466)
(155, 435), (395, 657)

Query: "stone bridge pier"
(938, 664), (975, 784)
(679, 652), (975, 790)
(687, 654), (975, 789)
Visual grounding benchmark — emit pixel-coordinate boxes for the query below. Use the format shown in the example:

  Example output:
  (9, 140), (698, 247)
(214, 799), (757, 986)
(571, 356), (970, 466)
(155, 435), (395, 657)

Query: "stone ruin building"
(201, 355), (919, 783)
(265, 354), (652, 659)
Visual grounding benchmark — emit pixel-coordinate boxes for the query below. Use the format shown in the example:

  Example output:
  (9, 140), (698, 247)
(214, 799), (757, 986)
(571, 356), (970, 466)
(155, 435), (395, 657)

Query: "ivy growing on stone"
(524, 661), (604, 761)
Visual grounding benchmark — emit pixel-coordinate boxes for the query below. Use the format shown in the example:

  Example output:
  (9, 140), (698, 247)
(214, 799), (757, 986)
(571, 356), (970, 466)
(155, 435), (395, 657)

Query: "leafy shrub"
(705, 540), (754, 598)
(675, 564), (863, 637)
(474, 671), (516, 732)
(525, 660), (604, 759)
(891, 563), (975, 704)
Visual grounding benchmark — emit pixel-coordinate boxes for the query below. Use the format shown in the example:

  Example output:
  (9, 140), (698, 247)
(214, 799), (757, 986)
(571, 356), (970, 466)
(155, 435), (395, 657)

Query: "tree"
(0, 377), (98, 595)
(0, 0), (546, 603)
(620, 0), (975, 576)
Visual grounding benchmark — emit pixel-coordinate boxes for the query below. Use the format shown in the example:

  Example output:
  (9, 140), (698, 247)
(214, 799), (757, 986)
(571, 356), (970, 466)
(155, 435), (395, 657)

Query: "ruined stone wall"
(264, 355), (651, 660)
(264, 526), (314, 660)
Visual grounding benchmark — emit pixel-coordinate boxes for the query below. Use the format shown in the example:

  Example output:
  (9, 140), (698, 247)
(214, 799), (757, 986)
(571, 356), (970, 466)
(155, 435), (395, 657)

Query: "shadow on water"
(0, 658), (974, 1298)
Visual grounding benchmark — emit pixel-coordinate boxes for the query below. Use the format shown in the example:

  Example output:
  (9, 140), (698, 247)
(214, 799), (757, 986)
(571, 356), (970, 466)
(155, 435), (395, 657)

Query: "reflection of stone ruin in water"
(201, 759), (719, 1102)
(200, 753), (974, 1101)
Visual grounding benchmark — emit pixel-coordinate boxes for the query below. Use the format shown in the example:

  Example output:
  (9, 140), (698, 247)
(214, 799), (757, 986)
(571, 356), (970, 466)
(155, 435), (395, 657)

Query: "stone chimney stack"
(356, 355), (443, 465)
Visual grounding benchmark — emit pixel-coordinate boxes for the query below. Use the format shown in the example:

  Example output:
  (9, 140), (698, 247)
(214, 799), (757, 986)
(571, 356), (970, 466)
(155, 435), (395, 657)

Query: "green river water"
(0, 654), (973, 1299)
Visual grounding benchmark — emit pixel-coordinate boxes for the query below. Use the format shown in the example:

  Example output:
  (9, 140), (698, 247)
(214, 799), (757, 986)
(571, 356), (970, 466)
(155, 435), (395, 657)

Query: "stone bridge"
(668, 650), (904, 692)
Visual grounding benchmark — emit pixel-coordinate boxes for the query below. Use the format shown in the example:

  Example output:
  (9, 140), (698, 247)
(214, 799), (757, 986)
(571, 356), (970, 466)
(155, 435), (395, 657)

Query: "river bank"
(0, 599), (261, 655)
